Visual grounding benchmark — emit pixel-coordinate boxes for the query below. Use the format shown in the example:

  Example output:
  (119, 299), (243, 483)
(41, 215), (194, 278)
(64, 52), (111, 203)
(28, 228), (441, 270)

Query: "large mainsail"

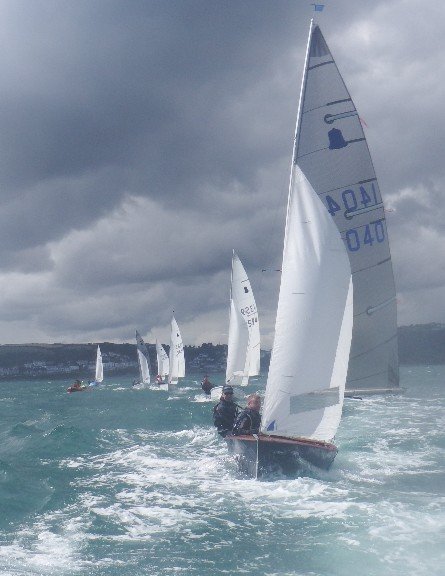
(156, 339), (170, 377)
(262, 167), (353, 441)
(293, 22), (398, 392)
(95, 345), (104, 383)
(168, 315), (185, 384)
(135, 330), (151, 384)
(226, 251), (260, 386)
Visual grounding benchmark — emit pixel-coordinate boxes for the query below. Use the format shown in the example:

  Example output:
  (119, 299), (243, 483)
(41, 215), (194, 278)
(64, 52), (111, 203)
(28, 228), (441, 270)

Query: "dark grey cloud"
(0, 0), (443, 344)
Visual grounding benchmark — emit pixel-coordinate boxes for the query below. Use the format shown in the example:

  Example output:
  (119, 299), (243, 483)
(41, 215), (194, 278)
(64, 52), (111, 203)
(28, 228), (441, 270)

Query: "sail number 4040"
(345, 220), (385, 252)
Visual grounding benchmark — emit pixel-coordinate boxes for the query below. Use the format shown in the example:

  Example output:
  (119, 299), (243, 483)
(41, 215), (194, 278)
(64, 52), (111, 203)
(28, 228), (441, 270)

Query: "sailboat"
(225, 21), (355, 477)
(88, 345), (104, 387)
(155, 339), (170, 383)
(165, 315), (185, 391)
(134, 330), (151, 387)
(291, 21), (399, 396)
(210, 251), (260, 401)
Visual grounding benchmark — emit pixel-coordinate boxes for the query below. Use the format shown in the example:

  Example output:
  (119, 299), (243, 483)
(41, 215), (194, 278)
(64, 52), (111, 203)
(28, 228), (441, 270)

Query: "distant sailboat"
(211, 251), (260, 400)
(291, 21), (399, 396)
(89, 345), (104, 387)
(155, 339), (170, 382)
(225, 21), (354, 477)
(134, 330), (151, 386)
(166, 315), (185, 390)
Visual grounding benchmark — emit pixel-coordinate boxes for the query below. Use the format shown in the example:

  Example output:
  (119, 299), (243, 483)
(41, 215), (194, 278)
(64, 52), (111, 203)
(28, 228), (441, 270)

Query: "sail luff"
(293, 18), (314, 165)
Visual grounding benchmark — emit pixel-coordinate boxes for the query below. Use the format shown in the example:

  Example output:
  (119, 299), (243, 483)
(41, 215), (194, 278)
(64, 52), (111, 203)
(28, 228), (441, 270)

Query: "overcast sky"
(0, 0), (443, 347)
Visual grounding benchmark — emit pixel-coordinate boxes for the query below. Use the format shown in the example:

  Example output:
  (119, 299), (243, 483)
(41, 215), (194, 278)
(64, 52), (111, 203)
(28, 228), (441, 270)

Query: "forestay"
(294, 23), (398, 391)
(135, 330), (151, 384)
(261, 167), (353, 441)
(226, 251), (260, 386)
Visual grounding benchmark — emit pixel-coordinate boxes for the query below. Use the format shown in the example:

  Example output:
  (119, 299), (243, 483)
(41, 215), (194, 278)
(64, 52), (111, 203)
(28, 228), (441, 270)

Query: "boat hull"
(225, 434), (338, 478)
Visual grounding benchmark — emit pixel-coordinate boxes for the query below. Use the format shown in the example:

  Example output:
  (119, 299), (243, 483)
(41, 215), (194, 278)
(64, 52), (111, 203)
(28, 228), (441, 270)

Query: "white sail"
(168, 315), (185, 384)
(95, 345), (104, 383)
(156, 339), (170, 377)
(225, 251), (260, 386)
(261, 166), (353, 442)
(135, 330), (151, 384)
(293, 22), (398, 392)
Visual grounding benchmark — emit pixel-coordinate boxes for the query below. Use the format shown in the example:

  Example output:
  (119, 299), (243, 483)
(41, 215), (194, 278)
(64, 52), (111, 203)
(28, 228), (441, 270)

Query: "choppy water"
(0, 366), (444, 575)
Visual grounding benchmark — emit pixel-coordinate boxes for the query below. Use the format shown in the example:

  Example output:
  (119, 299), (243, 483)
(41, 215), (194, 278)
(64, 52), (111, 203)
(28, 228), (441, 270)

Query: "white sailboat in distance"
(211, 251), (260, 401)
(166, 314), (185, 391)
(89, 345), (104, 387)
(155, 339), (170, 383)
(134, 330), (151, 387)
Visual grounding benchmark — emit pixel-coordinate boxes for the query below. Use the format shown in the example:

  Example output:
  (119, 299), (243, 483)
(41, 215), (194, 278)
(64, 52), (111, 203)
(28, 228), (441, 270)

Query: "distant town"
(0, 324), (443, 380)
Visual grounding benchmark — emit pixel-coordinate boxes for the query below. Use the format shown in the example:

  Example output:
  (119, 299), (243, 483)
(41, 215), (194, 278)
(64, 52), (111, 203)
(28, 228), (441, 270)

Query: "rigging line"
(255, 192), (288, 308)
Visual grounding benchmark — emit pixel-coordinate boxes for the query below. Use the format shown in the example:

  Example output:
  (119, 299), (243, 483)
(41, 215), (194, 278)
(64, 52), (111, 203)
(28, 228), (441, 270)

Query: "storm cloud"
(0, 0), (443, 346)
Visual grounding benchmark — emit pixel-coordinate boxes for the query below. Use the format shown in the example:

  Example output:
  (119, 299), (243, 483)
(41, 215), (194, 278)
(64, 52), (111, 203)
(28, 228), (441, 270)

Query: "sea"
(0, 365), (443, 576)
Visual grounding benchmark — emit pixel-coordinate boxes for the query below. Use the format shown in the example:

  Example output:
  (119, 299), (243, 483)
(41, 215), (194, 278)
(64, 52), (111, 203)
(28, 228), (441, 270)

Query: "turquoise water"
(0, 367), (444, 575)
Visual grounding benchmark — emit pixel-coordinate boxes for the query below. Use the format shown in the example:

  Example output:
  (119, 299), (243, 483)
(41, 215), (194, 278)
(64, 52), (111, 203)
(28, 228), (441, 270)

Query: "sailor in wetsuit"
(232, 394), (262, 435)
(201, 375), (213, 395)
(212, 385), (239, 437)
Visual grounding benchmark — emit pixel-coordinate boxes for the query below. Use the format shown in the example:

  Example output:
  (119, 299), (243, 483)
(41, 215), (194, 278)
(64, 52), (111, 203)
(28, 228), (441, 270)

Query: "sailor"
(67, 379), (84, 393)
(155, 375), (163, 385)
(201, 375), (213, 395)
(232, 394), (262, 436)
(212, 385), (239, 437)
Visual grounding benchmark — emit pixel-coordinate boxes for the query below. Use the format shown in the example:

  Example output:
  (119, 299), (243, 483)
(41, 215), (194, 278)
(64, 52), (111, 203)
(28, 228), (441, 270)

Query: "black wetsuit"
(201, 380), (213, 395)
(213, 399), (238, 437)
(232, 408), (261, 436)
